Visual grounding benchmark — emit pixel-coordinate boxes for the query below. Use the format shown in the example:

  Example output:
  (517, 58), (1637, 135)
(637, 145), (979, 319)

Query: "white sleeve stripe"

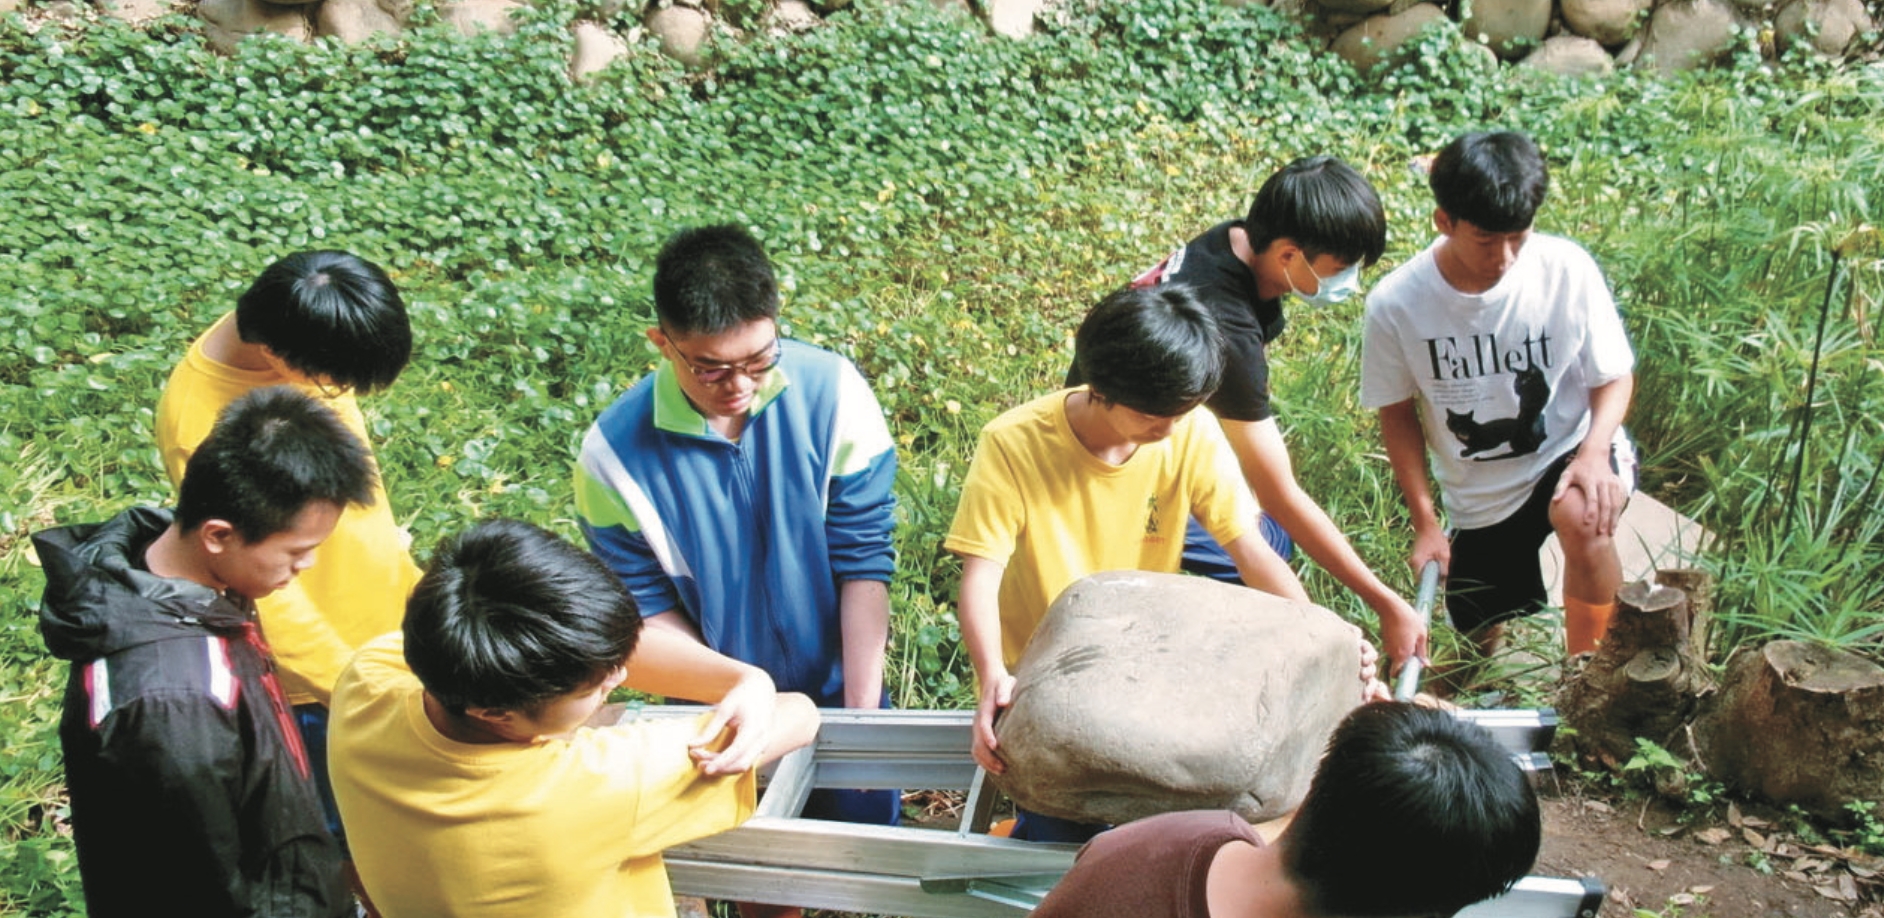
(828, 362), (895, 483)
(205, 636), (238, 710)
(86, 659), (111, 727)
(579, 426), (694, 582)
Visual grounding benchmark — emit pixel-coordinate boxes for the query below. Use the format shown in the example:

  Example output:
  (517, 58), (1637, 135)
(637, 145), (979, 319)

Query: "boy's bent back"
(329, 635), (754, 917)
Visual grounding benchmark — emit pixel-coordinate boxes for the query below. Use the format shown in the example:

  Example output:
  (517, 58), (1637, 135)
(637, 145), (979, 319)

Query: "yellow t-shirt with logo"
(944, 389), (1258, 668)
(329, 634), (757, 918)
(154, 313), (422, 705)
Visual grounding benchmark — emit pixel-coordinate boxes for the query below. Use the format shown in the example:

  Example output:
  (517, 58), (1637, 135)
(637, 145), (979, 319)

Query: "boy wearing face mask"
(1362, 131), (1636, 660)
(1067, 156), (1426, 674)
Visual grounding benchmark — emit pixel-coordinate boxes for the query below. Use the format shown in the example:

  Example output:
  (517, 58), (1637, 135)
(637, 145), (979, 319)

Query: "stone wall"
(21, 0), (1879, 80)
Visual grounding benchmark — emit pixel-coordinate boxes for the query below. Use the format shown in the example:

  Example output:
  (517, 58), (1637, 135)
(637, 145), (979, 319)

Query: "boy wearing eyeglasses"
(575, 226), (901, 869)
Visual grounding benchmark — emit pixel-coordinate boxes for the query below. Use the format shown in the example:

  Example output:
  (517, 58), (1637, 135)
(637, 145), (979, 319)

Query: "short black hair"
(235, 250), (413, 395)
(175, 386), (376, 542)
(652, 225), (780, 337)
(1284, 703), (1541, 918)
(1074, 285), (1224, 418)
(1429, 132), (1550, 234)
(1246, 156), (1387, 269)
(403, 519), (642, 716)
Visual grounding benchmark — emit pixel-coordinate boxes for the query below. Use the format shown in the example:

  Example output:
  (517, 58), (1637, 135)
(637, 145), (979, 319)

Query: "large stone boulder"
(647, 4), (710, 67)
(1331, 3), (1448, 75)
(1774, 0), (1874, 54)
(99, 0), (174, 22)
(198, 0), (312, 53)
(440, 0), (522, 35)
(1520, 34), (1616, 75)
(316, 0), (411, 42)
(569, 20), (627, 80)
(1634, 0), (1740, 73)
(991, 572), (1364, 826)
(1462, 0), (1551, 58)
(985, 0), (1043, 38)
(1560, 0), (1650, 46)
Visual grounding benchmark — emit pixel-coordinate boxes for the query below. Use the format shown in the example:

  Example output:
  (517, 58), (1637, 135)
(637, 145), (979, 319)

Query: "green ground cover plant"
(1, 0), (1880, 911)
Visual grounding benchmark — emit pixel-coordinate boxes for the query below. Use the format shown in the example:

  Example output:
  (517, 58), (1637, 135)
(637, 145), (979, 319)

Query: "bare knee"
(1549, 489), (1612, 556)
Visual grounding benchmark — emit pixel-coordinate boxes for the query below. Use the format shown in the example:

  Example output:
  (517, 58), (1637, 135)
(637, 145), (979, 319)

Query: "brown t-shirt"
(1032, 810), (1264, 918)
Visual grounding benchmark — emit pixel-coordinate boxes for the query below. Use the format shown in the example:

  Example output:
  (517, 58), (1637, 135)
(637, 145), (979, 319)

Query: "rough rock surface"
(440, 0), (521, 35)
(198, 0), (312, 53)
(985, 0), (1042, 38)
(1521, 34), (1617, 74)
(100, 0), (173, 22)
(1462, 0), (1551, 58)
(1634, 0), (1739, 73)
(991, 572), (1362, 826)
(767, 0), (818, 32)
(316, 0), (410, 42)
(648, 4), (709, 66)
(1774, 0), (1874, 54)
(1332, 3), (1448, 75)
(570, 20), (627, 80)
(1560, 0), (1650, 45)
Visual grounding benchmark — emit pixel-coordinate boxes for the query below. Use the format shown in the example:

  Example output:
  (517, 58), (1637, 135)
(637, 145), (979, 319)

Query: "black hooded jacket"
(35, 507), (348, 918)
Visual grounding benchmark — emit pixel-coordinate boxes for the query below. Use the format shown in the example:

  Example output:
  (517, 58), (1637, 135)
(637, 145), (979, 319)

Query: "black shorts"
(1445, 447), (1625, 633)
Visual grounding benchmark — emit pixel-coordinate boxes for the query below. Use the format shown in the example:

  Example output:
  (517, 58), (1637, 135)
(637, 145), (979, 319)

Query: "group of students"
(35, 128), (1629, 918)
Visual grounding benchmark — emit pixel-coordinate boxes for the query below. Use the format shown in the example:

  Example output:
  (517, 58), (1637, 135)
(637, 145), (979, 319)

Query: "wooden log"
(1557, 571), (1716, 770)
(1695, 640), (1884, 821)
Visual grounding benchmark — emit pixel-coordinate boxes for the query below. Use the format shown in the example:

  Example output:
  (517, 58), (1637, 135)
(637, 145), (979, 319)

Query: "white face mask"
(1289, 259), (1362, 307)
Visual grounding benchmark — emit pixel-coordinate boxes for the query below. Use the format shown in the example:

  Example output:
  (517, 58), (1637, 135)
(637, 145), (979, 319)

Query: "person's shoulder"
(1366, 242), (1439, 307)
(1524, 232), (1602, 271)
(337, 633), (415, 695)
(979, 391), (1063, 438)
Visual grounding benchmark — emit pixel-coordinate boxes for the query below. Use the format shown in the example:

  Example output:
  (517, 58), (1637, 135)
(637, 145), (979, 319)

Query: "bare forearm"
(1225, 533), (1310, 603)
(625, 623), (765, 702)
(956, 556), (1009, 685)
(1579, 375), (1633, 459)
(1379, 402), (1442, 533)
(838, 579), (889, 709)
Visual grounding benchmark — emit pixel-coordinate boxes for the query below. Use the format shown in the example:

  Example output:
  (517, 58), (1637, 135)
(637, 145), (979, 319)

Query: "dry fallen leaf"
(1744, 828), (1769, 849)
(1688, 886), (1715, 895)
(1648, 860), (1672, 871)
(1696, 827), (1732, 845)
(1840, 874), (1860, 901)
(1584, 800), (1613, 814)
(1742, 815), (1771, 828)
(1816, 885), (1847, 901)
(1786, 871), (1813, 883)
(1728, 801), (1744, 827)
(1667, 893), (1697, 907)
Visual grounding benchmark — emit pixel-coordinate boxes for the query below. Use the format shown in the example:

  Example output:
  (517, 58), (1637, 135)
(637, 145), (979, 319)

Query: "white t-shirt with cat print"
(1361, 232), (1635, 530)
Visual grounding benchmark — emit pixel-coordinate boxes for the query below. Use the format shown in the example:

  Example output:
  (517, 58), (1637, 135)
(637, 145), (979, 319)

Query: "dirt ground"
(1537, 788), (1883, 918)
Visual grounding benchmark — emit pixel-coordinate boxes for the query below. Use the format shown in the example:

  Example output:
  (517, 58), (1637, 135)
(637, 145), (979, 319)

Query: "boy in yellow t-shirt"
(945, 285), (1311, 842)
(154, 251), (420, 855)
(330, 519), (820, 918)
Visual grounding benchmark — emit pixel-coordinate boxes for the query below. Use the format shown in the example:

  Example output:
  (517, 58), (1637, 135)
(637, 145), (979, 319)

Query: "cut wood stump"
(1558, 570), (1716, 771)
(1695, 640), (1884, 821)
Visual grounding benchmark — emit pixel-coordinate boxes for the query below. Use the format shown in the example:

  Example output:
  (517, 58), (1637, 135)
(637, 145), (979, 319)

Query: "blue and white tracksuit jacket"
(575, 340), (898, 704)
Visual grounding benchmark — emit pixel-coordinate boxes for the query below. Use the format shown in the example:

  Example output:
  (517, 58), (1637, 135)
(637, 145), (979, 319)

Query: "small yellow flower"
(25, 100), (42, 116)
(944, 400), (962, 415)
(436, 455), (457, 468)
(439, 381), (454, 391)
(137, 122), (158, 135)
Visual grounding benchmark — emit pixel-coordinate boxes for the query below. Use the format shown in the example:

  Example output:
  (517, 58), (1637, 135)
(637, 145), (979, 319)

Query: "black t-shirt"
(1067, 220), (1286, 423)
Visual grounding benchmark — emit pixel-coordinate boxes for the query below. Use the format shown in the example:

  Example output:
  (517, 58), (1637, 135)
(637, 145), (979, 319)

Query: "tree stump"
(1557, 570), (1716, 770)
(1694, 640), (1884, 821)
